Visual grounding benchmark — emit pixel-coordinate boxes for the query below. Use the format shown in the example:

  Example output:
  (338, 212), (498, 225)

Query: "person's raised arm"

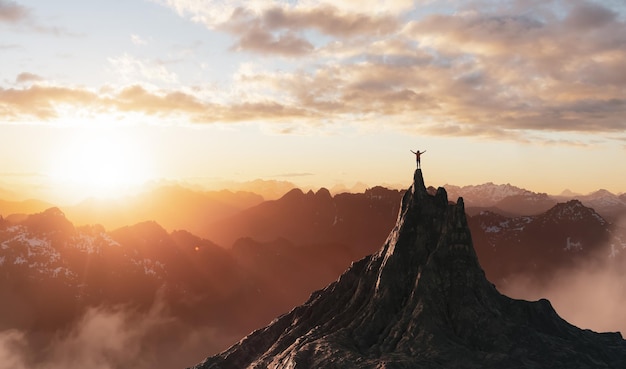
(410, 150), (416, 154)
(422, 150), (426, 154)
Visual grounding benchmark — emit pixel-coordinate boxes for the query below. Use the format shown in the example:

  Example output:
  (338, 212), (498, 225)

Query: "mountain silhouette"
(191, 169), (626, 369)
(204, 186), (402, 253)
(63, 185), (264, 236)
(0, 207), (360, 346)
(0, 198), (53, 218)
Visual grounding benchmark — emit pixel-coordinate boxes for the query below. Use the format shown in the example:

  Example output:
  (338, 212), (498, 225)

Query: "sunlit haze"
(1, 0), (625, 204)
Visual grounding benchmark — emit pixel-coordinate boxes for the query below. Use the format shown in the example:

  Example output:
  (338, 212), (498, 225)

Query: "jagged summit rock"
(190, 169), (626, 369)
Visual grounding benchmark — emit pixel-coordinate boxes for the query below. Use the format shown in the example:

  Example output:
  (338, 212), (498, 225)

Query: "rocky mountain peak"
(545, 199), (607, 225)
(445, 181), (528, 207)
(22, 207), (75, 235)
(590, 189), (615, 197)
(280, 187), (305, 200)
(314, 187), (332, 199)
(371, 169), (478, 304)
(191, 169), (625, 369)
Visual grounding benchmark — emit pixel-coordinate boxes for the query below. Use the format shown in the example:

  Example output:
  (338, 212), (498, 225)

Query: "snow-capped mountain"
(445, 182), (529, 206)
(445, 182), (626, 220)
(0, 207), (361, 342)
(469, 200), (625, 286)
(0, 217), (119, 281)
(574, 189), (626, 221)
(445, 182), (556, 215)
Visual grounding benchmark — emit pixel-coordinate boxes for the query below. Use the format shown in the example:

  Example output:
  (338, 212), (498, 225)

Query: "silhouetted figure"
(410, 149), (426, 169)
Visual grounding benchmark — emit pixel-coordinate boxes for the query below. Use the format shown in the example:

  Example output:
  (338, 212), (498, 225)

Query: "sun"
(48, 127), (153, 201)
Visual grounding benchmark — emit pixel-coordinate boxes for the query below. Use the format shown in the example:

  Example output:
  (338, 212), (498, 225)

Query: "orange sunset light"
(1, 2), (626, 369)
(46, 127), (154, 200)
(0, 0), (623, 202)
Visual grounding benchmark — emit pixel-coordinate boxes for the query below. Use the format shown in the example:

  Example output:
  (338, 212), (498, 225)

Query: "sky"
(1, 0), (625, 204)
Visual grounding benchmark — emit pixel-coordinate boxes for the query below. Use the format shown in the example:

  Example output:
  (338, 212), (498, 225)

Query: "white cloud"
(108, 54), (179, 84)
(130, 34), (147, 45)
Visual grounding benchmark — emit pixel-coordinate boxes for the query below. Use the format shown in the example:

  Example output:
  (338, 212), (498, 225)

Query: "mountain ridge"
(2, 173), (625, 368)
(2, 181), (623, 238)
(191, 169), (626, 369)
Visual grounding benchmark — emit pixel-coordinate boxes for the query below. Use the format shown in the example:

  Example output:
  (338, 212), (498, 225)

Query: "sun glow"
(48, 127), (154, 201)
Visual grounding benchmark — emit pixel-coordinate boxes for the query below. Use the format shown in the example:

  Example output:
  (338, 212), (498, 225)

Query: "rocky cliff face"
(191, 169), (626, 369)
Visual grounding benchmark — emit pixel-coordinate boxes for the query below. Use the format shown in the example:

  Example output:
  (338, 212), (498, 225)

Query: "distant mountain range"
(0, 208), (363, 363)
(0, 180), (625, 368)
(63, 186), (265, 236)
(203, 186), (403, 252)
(0, 198), (55, 221)
(1, 181), (623, 237)
(446, 182), (626, 220)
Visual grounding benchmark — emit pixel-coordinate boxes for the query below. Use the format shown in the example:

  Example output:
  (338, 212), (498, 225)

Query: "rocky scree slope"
(191, 169), (626, 369)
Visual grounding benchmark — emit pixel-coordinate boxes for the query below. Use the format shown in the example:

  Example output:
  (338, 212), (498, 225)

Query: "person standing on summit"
(410, 149), (426, 169)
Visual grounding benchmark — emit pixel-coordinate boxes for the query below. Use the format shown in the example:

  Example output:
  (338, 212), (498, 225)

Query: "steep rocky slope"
(191, 169), (626, 369)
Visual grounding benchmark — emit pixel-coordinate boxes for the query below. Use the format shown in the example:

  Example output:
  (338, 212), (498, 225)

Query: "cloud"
(130, 34), (148, 46)
(0, 0), (73, 35)
(2, 1), (626, 142)
(0, 85), (98, 120)
(502, 256), (626, 335)
(0, 0), (29, 24)
(228, 28), (310, 56)
(259, 6), (399, 38)
(158, 1), (402, 56)
(157, 0), (411, 27)
(564, 1), (618, 30)
(108, 54), (179, 84)
(272, 172), (315, 178)
(0, 302), (237, 369)
(110, 85), (310, 123)
(111, 85), (207, 115)
(0, 330), (29, 369)
(501, 220), (626, 335)
(394, 1), (626, 133)
(201, 1), (626, 136)
(0, 80), (317, 124)
(230, 24), (314, 56)
(15, 72), (44, 84)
